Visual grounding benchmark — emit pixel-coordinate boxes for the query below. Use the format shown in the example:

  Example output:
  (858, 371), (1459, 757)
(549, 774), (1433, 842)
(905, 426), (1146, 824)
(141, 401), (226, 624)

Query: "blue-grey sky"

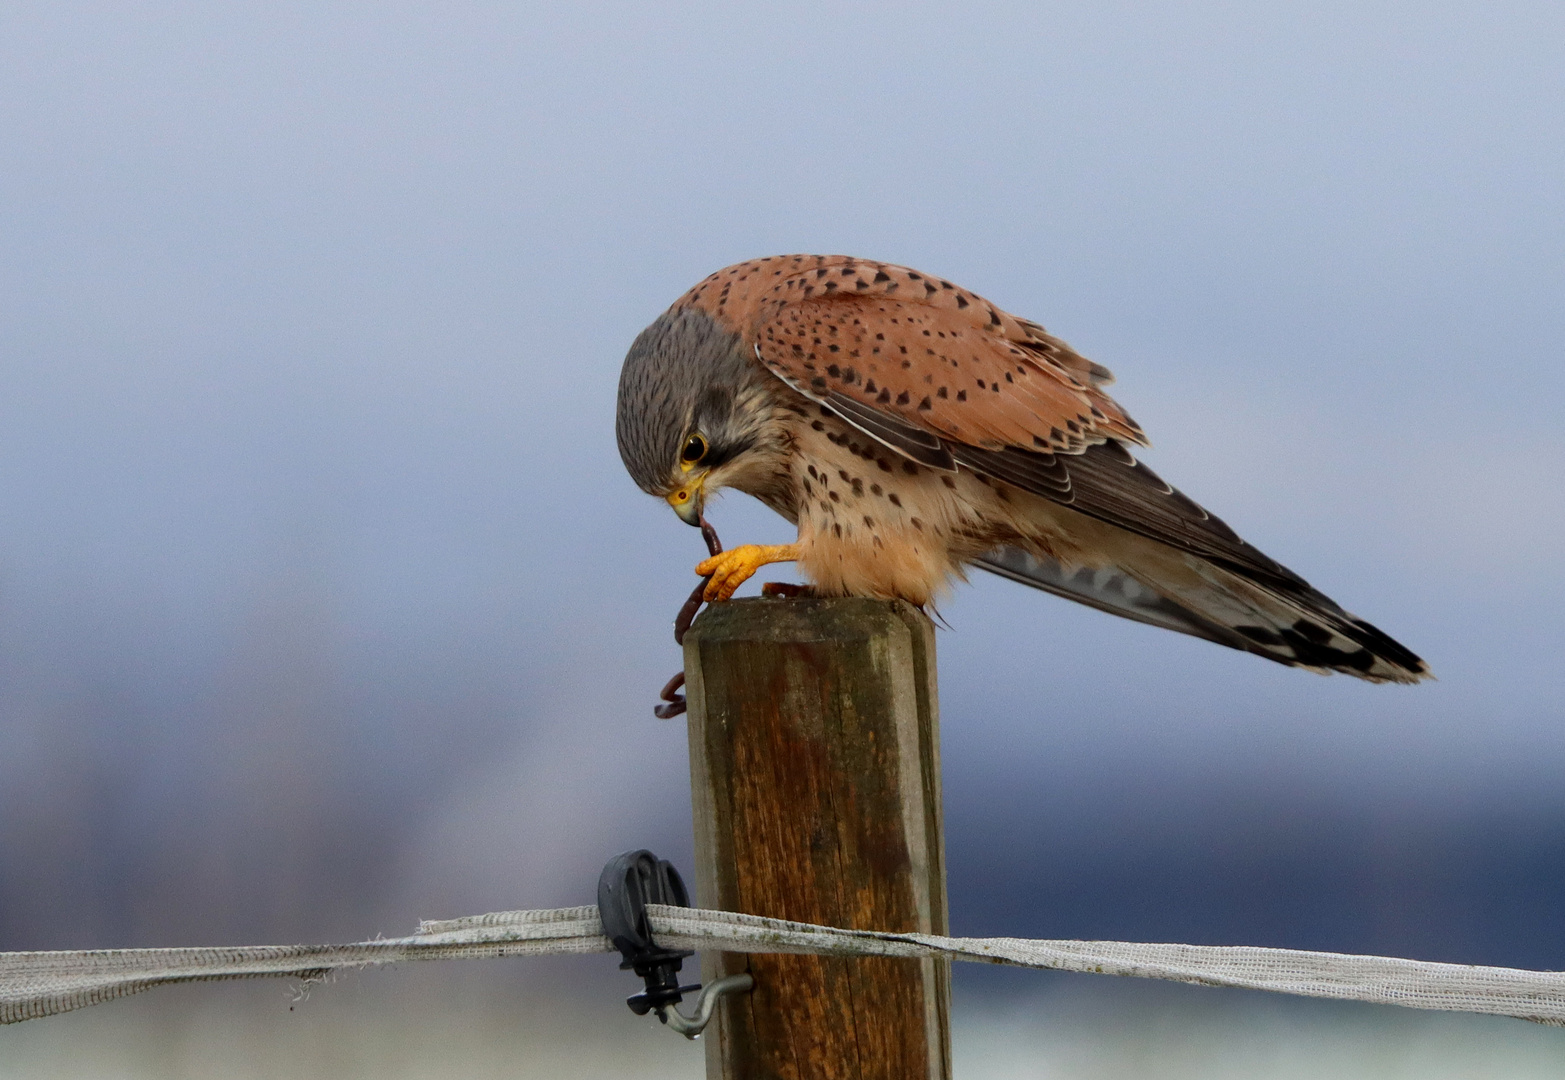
(1, 2), (1562, 963)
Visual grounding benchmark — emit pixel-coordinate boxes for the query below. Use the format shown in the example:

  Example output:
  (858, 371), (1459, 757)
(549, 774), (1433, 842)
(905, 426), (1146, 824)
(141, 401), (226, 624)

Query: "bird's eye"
(680, 433), (708, 465)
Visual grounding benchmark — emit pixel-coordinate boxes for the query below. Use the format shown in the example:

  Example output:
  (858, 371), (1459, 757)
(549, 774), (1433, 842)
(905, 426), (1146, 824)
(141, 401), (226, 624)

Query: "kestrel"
(617, 255), (1428, 683)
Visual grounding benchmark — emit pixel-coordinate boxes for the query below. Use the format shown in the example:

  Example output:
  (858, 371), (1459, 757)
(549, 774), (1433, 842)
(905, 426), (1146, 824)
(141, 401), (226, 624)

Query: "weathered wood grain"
(684, 597), (950, 1080)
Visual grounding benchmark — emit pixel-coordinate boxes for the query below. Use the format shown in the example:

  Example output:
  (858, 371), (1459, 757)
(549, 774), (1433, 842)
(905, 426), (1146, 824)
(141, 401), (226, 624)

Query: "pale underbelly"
(785, 414), (1018, 604)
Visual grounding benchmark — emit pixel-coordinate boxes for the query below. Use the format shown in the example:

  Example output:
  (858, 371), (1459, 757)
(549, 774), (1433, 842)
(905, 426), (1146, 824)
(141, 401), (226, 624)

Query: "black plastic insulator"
(598, 850), (698, 1018)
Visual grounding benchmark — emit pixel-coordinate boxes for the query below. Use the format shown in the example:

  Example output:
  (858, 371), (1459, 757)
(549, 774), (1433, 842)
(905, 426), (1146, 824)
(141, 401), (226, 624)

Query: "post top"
(686, 597), (933, 645)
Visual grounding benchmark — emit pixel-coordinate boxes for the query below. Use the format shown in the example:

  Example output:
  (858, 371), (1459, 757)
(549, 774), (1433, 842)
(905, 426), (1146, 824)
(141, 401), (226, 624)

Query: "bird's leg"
(696, 544), (801, 602)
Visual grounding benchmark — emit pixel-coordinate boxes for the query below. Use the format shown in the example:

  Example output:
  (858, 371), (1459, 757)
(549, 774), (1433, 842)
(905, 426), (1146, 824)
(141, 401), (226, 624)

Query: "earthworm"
(653, 518), (722, 718)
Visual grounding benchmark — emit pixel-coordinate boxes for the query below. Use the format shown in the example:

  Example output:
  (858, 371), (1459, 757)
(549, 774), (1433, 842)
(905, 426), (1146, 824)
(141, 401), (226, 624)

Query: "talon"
(695, 544), (800, 602)
(761, 582), (814, 598)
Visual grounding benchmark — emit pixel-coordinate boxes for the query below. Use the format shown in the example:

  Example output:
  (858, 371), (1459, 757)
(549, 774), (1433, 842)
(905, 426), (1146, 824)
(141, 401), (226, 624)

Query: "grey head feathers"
(616, 306), (768, 495)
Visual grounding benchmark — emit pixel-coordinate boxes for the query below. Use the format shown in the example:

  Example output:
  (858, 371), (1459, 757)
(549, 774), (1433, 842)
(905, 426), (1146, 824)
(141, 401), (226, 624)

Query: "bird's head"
(616, 306), (781, 526)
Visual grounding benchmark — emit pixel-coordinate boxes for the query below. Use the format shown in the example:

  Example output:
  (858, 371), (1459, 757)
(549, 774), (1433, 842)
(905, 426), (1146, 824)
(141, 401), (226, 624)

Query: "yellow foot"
(696, 544), (801, 602)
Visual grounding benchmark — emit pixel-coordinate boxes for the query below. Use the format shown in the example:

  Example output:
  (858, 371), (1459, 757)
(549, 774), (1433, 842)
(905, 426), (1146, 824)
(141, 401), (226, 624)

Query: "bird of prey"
(617, 255), (1429, 683)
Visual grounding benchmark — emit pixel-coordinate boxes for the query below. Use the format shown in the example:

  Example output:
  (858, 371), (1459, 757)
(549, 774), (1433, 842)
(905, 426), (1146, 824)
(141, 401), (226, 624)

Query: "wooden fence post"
(683, 597), (950, 1080)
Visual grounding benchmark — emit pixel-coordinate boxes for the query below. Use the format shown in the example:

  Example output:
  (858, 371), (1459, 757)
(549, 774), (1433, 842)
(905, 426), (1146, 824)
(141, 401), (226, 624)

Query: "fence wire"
(5, 904), (1563, 1026)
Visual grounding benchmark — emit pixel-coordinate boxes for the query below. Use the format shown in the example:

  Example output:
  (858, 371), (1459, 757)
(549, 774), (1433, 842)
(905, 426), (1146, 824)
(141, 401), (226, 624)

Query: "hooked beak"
(666, 477), (704, 526)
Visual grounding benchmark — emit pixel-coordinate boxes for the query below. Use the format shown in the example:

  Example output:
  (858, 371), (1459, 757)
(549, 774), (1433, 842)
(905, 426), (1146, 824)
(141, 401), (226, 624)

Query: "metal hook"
(661, 973), (755, 1039)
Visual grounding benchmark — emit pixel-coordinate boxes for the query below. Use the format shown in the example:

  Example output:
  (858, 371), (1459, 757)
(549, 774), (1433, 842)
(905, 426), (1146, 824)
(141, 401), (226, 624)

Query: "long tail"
(978, 546), (1430, 684)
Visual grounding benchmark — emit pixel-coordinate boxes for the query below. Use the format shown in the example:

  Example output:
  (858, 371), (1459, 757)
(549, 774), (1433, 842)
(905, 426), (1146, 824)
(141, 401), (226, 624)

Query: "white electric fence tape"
(4, 903), (1563, 1026)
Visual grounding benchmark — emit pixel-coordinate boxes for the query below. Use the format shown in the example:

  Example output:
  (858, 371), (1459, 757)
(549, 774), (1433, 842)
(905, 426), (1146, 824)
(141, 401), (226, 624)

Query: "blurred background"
(1, 2), (1562, 1076)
